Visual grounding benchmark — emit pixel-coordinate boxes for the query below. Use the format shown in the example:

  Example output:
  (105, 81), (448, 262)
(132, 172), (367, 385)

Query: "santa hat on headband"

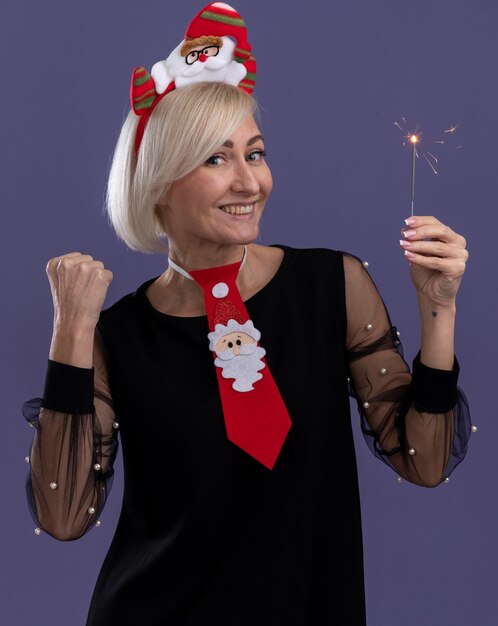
(184, 2), (256, 92)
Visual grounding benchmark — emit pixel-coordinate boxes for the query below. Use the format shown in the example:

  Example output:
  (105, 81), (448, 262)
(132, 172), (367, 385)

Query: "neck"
(168, 245), (247, 280)
(167, 242), (248, 273)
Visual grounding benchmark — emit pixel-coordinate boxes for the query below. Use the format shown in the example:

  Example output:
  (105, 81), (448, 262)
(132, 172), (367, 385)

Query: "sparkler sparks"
(394, 118), (461, 216)
(423, 153), (438, 175)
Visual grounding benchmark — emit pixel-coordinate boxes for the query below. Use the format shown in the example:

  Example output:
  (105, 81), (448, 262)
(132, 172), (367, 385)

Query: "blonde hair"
(106, 82), (257, 253)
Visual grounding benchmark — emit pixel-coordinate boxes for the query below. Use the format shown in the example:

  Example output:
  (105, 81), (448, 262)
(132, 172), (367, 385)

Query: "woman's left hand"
(400, 215), (468, 306)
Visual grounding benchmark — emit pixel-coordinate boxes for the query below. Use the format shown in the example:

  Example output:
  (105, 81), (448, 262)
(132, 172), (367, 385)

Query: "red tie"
(189, 259), (291, 469)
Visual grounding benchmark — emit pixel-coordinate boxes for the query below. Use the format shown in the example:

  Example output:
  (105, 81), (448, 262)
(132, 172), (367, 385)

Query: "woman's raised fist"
(46, 252), (113, 334)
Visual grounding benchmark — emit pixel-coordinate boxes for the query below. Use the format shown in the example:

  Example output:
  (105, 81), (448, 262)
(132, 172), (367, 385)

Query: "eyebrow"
(222, 134), (264, 148)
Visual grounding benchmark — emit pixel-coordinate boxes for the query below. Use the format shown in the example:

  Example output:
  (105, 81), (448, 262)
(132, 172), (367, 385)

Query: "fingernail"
(405, 217), (416, 226)
(403, 229), (417, 238)
(404, 250), (415, 259)
(399, 239), (411, 247)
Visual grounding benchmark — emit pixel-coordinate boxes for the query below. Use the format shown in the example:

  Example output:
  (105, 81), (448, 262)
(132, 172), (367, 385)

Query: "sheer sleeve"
(343, 253), (471, 487)
(23, 330), (119, 540)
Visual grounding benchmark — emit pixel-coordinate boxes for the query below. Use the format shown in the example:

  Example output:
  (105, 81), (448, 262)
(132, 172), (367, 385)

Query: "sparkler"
(409, 134), (418, 217)
(394, 119), (460, 217)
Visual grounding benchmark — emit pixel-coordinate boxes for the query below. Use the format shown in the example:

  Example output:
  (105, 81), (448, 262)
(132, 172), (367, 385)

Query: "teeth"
(220, 204), (254, 215)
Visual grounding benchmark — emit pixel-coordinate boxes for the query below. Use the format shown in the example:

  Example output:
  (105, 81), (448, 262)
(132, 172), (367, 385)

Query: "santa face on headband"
(151, 35), (247, 95)
(208, 319), (266, 393)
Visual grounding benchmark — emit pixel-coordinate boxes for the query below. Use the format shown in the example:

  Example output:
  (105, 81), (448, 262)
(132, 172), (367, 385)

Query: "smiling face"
(158, 114), (272, 254)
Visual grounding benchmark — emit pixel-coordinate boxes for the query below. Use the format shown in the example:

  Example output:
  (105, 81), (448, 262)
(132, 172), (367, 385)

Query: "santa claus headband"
(130, 2), (257, 154)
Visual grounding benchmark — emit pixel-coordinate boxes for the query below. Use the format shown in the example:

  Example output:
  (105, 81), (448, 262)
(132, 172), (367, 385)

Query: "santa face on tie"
(151, 35), (247, 94)
(208, 319), (266, 392)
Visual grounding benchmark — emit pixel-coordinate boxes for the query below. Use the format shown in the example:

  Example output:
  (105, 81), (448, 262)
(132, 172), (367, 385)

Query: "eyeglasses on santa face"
(185, 45), (220, 65)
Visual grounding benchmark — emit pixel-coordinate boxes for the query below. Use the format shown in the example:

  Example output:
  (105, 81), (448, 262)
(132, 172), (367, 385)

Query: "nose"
(233, 345), (241, 356)
(230, 160), (260, 195)
(199, 53), (207, 62)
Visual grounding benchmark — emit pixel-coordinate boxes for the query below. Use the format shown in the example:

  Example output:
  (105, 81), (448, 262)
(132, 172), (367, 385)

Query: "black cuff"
(411, 351), (459, 413)
(42, 360), (94, 414)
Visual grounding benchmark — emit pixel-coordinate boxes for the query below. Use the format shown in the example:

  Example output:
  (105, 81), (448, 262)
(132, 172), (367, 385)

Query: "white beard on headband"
(151, 36), (247, 95)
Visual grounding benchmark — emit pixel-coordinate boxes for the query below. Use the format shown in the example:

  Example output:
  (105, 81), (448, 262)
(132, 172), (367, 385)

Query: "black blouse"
(23, 246), (471, 626)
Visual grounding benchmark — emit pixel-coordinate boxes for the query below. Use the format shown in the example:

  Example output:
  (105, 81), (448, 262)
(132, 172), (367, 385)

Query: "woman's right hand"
(46, 252), (113, 335)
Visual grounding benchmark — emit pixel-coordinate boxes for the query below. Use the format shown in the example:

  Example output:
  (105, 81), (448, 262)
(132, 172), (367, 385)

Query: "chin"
(227, 225), (260, 245)
(217, 221), (261, 245)
(219, 234), (259, 248)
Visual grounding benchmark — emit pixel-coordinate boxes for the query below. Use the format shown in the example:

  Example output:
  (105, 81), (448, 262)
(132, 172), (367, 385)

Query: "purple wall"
(2, 1), (496, 624)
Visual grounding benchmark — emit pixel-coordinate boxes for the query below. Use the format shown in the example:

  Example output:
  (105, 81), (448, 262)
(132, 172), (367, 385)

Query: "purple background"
(2, 1), (496, 624)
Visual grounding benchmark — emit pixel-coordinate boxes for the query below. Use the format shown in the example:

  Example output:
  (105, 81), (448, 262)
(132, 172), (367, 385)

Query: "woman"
(24, 4), (471, 625)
